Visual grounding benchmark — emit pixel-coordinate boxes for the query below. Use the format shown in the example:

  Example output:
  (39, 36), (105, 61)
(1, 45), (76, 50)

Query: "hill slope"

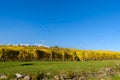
(0, 45), (120, 61)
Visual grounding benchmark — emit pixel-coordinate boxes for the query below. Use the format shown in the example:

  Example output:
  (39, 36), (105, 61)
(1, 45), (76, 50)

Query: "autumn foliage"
(0, 45), (120, 61)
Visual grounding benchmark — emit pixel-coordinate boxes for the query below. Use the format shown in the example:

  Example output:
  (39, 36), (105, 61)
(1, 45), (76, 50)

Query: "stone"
(105, 68), (112, 72)
(23, 75), (31, 80)
(117, 72), (120, 76)
(46, 72), (52, 76)
(14, 78), (18, 80)
(72, 76), (80, 80)
(79, 76), (87, 80)
(54, 75), (61, 80)
(15, 73), (24, 78)
(46, 72), (53, 79)
(97, 71), (107, 79)
(0, 75), (7, 79)
(60, 74), (67, 80)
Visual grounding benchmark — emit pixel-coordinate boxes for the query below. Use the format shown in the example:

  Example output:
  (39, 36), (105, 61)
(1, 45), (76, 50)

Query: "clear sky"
(0, 0), (120, 51)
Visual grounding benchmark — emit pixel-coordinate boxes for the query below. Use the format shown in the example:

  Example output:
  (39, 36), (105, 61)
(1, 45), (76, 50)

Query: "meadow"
(0, 60), (120, 80)
(0, 60), (116, 74)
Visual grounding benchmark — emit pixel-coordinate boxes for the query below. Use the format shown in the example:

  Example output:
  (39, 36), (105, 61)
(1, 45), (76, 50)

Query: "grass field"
(0, 60), (120, 80)
(0, 60), (119, 75)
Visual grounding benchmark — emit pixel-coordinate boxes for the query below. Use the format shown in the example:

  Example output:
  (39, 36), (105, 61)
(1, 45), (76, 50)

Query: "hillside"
(0, 45), (120, 61)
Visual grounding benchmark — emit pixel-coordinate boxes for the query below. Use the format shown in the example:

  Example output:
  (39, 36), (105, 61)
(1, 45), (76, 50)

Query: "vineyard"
(1, 45), (120, 79)
(0, 45), (120, 61)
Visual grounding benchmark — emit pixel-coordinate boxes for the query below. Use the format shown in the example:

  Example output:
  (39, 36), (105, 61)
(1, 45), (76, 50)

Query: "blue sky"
(0, 0), (120, 51)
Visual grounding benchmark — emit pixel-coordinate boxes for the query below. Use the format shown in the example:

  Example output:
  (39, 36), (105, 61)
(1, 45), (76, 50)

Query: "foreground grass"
(0, 60), (119, 76)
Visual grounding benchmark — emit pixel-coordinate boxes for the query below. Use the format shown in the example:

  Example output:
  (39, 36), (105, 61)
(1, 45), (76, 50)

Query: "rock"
(72, 76), (80, 80)
(105, 67), (115, 76)
(79, 76), (87, 80)
(46, 72), (53, 79)
(60, 74), (67, 80)
(14, 78), (18, 80)
(15, 73), (24, 78)
(105, 68), (112, 72)
(23, 75), (31, 80)
(88, 72), (97, 77)
(97, 71), (107, 79)
(42, 77), (48, 80)
(0, 74), (7, 79)
(54, 75), (61, 80)
(46, 72), (52, 76)
(117, 72), (120, 76)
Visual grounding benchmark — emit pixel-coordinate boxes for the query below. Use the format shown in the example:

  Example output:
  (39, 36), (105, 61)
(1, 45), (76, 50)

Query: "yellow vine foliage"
(0, 45), (120, 61)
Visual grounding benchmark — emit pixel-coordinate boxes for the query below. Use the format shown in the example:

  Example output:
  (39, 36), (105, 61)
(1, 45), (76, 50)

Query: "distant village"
(8, 43), (50, 48)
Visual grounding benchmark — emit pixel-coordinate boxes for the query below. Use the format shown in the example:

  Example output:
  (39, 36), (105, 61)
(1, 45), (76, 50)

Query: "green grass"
(0, 60), (119, 76)
(111, 76), (120, 80)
